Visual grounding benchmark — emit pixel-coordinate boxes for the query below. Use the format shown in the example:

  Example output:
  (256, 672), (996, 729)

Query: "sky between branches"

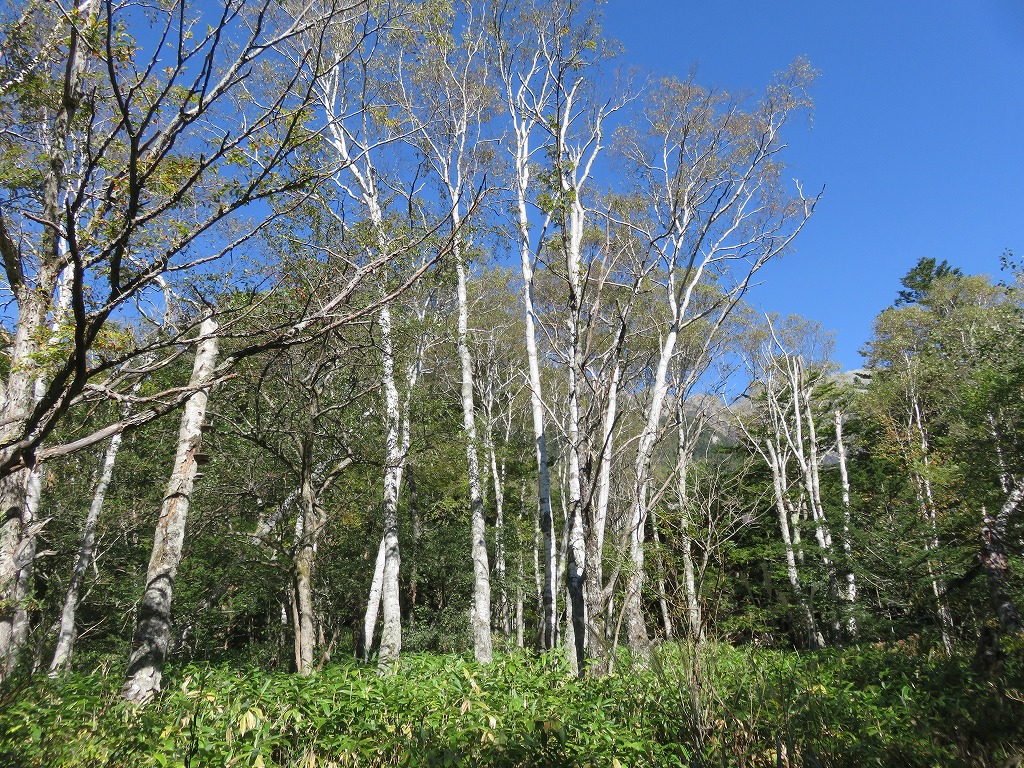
(602, 0), (1024, 369)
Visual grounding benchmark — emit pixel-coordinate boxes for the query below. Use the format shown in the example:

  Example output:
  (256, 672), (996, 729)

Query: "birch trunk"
(650, 510), (674, 640)
(584, 365), (619, 673)
(294, 457), (327, 676)
(361, 537), (386, 661)
(910, 392), (954, 652)
(455, 244), (492, 664)
(377, 303), (403, 669)
(0, 0), (101, 676)
(407, 467), (422, 626)
(624, 323), (679, 658)
(766, 441), (823, 649)
(980, 414), (1023, 635)
(507, 99), (558, 650)
(564, 198), (587, 674)
(675, 405), (704, 642)
(981, 488), (1024, 635)
(49, 430), (126, 673)
(834, 410), (857, 638)
(363, 309), (426, 663)
(516, 490), (526, 648)
(487, 412), (511, 637)
(533, 503), (544, 644)
(123, 318), (218, 703)
(1, 269), (74, 673)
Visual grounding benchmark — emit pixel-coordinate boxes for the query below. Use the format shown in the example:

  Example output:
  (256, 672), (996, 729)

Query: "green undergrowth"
(1, 644), (1022, 767)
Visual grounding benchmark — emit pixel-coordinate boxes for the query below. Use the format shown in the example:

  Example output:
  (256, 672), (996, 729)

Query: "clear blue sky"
(603, 0), (1024, 369)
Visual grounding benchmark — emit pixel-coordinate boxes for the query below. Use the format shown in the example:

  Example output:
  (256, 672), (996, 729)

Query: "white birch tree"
(616, 62), (819, 658)
(123, 318), (219, 703)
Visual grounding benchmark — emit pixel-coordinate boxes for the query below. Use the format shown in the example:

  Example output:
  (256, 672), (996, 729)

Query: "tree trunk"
(515, 537), (525, 649)
(513, 164), (557, 650)
(767, 441), (823, 649)
(49, 429), (126, 673)
(834, 410), (858, 638)
(294, 457), (327, 676)
(363, 306), (425, 664)
(910, 394), (954, 652)
(377, 303), (403, 669)
(624, 299), (685, 660)
(0, 0), (100, 678)
(0, 288), (56, 676)
(676, 406), (704, 643)
(584, 360), (621, 674)
(455, 243), (492, 664)
(122, 318), (218, 704)
(362, 536), (386, 661)
(650, 510), (674, 641)
(981, 487), (1024, 635)
(488, 417), (511, 637)
(408, 467), (422, 627)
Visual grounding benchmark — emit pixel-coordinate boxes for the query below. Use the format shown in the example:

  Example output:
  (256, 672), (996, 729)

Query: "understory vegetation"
(3, 646), (1023, 768)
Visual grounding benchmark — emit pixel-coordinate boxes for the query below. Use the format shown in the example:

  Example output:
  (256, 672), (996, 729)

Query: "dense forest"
(0, 0), (1022, 765)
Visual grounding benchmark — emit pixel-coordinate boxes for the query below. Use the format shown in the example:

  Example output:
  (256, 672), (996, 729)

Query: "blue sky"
(602, 0), (1024, 369)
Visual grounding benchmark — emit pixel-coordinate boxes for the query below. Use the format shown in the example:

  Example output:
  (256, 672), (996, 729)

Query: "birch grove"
(6, 0), (1022, 703)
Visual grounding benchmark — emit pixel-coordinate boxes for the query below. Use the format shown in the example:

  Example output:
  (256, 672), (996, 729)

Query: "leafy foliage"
(2, 647), (1022, 767)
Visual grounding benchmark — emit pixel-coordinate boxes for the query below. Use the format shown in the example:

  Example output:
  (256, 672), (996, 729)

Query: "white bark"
(376, 303), (403, 669)
(735, 382), (823, 650)
(650, 510), (674, 641)
(362, 536), (386, 660)
(909, 387), (954, 652)
(486, 401), (513, 637)
(834, 409), (857, 637)
(123, 318), (218, 703)
(496, 31), (559, 650)
(621, 64), (818, 657)
(455, 246), (492, 663)
(49, 430), (126, 673)
(675, 402), (704, 642)
(0, 0), (101, 672)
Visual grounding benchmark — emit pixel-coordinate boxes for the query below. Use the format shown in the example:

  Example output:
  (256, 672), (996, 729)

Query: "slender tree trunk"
(49, 429), (126, 673)
(834, 410), (857, 638)
(408, 467), (422, 626)
(377, 304), (403, 669)
(488, 416), (511, 637)
(516, 495), (526, 649)
(362, 537), (386, 660)
(766, 442), (823, 649)
(512, 154), (557, 650)
(0, 286), (51, 675)
(675, 407), (704, 642)
(624, 312), (681, 659)
(910, 394), (954, 652)
(454, 242), (492, 664)
(533, 503), (544, 645)
(0, 269), (74, 675)
(294, 460), (326, 676)
(584, 360), (620, 674)
(562, 192), (591, 674)
(123, 318), (218, 703)
(650, 510), (674, 641)
(363, 309), (425, 663)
